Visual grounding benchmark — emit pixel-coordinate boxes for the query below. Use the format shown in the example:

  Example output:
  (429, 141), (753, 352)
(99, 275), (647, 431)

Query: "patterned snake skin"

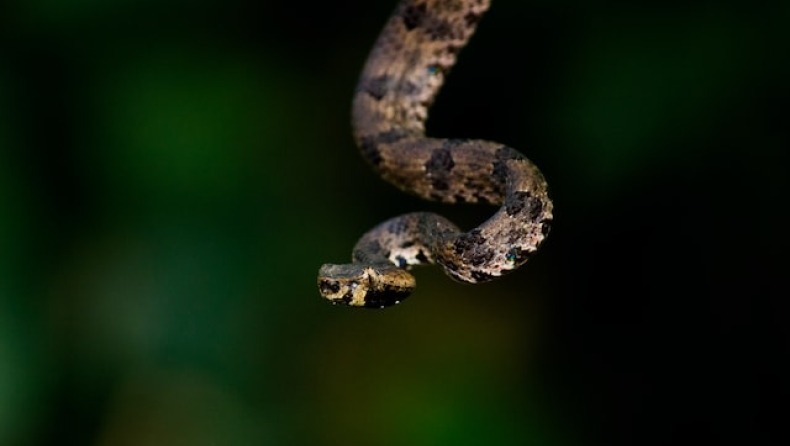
(318, 0), (553, 308)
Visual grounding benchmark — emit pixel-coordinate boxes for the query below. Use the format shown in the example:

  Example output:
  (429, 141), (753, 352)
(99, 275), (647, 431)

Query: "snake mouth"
(318, 279), (362, 307)
(359, 286), (410, 309)
(318, 277), (409, 309)
(318, 263), (415, 308)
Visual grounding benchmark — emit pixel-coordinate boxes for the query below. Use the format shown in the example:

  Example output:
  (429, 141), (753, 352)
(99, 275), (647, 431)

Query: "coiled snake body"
(318, 0), (553, 308)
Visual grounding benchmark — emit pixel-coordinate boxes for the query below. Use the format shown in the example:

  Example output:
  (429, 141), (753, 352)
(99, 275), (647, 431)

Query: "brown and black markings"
(318, 0), (553, 308)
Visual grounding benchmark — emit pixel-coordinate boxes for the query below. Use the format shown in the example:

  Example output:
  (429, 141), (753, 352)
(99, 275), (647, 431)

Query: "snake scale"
(318, 0), (553, 308)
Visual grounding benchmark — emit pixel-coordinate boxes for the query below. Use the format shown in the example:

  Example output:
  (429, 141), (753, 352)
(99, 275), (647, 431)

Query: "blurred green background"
(1, 0), (788, 445)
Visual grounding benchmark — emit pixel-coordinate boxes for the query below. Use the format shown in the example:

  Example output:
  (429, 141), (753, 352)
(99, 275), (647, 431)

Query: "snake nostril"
(319, 280), (341, 296)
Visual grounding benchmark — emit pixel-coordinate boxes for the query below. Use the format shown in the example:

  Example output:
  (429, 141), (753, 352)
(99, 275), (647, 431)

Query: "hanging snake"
(317, 0), (553, 308)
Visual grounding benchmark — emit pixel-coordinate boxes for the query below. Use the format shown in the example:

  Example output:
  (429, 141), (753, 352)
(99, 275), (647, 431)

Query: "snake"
(317, 0), (553, 308)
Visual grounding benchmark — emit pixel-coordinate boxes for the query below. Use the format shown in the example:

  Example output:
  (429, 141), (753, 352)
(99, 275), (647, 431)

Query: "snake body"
(318, 0), (553, 308)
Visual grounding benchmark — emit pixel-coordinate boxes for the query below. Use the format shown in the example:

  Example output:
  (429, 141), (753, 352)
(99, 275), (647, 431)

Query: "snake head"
(317, 263), (415, 308)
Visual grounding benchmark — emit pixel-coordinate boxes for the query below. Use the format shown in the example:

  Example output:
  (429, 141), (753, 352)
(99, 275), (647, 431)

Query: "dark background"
(1, 0), (787, 445)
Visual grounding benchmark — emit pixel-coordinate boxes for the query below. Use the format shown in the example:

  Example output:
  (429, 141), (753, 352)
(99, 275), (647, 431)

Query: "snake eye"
(505, 247), (525, 265)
